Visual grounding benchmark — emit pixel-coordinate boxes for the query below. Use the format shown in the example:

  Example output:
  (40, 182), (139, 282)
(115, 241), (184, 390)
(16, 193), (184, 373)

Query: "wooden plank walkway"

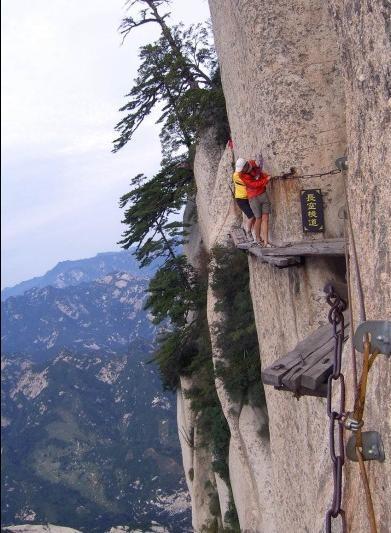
(229, 226), (349, 397)
(261, 310), (349, 398)
(261, 238), (345, 257)
(229, 228), (345, 269)
(229, 228), (301, 268)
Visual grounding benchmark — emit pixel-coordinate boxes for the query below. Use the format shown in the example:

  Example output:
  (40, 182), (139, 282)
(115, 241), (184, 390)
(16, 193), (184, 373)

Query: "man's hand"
(256, 153), (264, 170)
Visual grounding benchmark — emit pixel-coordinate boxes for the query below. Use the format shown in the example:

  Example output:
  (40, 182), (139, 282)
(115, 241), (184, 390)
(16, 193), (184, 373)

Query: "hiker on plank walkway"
(235, 158), (272, 247)
(232, 160), (256, 240)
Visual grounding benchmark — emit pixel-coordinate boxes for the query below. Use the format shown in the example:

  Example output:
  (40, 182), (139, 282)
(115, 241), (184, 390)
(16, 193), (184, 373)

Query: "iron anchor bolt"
(376, 335), (390, 344)
(344, 414), (364, 432)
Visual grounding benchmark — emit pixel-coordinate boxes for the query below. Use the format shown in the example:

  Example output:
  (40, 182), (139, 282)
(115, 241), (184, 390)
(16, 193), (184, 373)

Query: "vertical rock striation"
(327, 1), (391, 531)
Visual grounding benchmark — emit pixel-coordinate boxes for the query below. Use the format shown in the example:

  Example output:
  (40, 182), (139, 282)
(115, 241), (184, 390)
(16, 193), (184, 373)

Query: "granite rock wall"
(177, 0), (390, 530)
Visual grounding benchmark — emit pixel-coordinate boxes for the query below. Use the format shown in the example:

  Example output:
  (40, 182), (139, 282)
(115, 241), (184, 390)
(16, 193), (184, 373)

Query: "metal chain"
(324, 282), (347, 533)
(271, 168), (341, 181)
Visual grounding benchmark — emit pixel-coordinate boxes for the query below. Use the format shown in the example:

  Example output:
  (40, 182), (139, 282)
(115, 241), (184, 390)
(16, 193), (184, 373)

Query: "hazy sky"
(1, 0), (211, 289)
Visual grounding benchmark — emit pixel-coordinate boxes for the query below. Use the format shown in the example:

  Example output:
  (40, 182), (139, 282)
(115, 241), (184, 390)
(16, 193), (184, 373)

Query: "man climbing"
(232, 159), (256, 240)
(235, 158), (272, 246)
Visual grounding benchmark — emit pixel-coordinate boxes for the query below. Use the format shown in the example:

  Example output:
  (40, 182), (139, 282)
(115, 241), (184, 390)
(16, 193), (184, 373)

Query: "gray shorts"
(249, 192), (271, 218)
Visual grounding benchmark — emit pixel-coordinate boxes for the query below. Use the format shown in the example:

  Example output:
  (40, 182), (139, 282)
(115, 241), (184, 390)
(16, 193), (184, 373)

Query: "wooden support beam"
(248, 246), (301, 268)
(262, 311), (350, 397)
(274, 383), (328, 399)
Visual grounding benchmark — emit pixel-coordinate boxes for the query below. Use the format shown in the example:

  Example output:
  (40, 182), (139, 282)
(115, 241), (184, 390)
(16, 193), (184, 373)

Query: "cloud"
(1, 0), (211, 288)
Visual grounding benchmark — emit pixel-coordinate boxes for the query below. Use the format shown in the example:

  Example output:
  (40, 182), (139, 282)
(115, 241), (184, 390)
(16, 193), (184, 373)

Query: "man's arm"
(241, 171), (270, 188)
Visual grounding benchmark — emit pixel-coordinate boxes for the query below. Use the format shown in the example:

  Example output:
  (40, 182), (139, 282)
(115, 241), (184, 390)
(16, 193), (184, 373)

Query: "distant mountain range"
(1, 351), (190, 532)
(1, 251), (159, 301)
(1, 272), (154, 363)
(1, 252), (191, 532)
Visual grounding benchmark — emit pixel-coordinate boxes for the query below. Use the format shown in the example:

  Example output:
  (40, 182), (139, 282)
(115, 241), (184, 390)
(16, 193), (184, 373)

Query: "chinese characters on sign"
(300, 189), (324, 232)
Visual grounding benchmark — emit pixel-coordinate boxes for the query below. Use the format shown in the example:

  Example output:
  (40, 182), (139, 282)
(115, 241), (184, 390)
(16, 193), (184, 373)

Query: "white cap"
(235, 158), (247, 172)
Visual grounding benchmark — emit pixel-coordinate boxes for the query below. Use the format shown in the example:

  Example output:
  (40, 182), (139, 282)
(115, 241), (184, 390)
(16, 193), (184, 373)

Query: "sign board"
(300, 189), (324, 233)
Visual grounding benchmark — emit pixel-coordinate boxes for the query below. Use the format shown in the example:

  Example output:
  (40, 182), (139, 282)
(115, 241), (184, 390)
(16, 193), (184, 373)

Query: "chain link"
(271, 168), (342, 181)
(324, 283), (347, 533)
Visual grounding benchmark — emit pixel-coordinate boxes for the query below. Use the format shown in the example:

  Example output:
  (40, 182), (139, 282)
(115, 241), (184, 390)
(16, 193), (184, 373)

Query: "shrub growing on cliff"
(210, 245), (266, 408)
(145, 256), (210, 389)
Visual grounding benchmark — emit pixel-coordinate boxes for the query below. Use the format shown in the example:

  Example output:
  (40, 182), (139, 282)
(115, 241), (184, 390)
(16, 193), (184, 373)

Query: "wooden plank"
(230, 229), (342, 266)
(262, 311), (349, 390)
(301, 332), (349, 389)
(262, 347), (307, 386)
(229, 229), (255, 251)
(248, 246), (301, 267)
(274, 383), (328, 399)
(237, 242), (253, 250)
(230, 227), (303, 267)
(229, 228), (301, 267)
(262, 330), (332, 386)
(281, 319), (350, 391)
(261, 238), (345, 257)
(281, 337), (333, 391)
(229, 227), (249, 246)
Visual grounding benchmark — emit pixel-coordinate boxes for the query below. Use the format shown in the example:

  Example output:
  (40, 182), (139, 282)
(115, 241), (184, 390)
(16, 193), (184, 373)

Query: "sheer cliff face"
(209, 0), (347, 244)
(177, 0), (390, 532)
(327, 2), (391, 530)
(206, 1), (346, 531)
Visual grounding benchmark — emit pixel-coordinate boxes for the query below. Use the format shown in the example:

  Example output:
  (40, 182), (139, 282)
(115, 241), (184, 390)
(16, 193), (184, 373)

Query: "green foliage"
(117, 2), (229, 273)
(209, 492), (221, 517)
(116, 11), (229, 268)
(145, 254), (209, 390)
(145, 256), (199, 325)
(118, 157), (194, 265)
(149, 329), (192, 390)
(114, 5), (238, 527)
(158, 69), (230, 159)
(224, 495), (241, 532)
(114, 14), (227, 153)
(210, 245), (266, 407)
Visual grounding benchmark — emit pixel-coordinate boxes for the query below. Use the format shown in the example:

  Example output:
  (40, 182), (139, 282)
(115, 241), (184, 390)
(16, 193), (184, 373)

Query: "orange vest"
(240, 162), (270, 199)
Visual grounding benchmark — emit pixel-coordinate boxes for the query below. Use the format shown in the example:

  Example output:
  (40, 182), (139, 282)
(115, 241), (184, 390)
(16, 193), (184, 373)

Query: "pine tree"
(115, 11), (240, 519)
(113, 0), (218, 154)
(116, 0), (228, 281)
(115, 0), (229, 391)
(118, 157), (194, 266)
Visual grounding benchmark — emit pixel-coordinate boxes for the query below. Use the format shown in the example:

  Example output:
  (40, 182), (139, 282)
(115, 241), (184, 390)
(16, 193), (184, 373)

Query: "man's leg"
(260, 214), (269, 245)
(247, 217), (256, 234)
(254, 217), (262, 242)
(248, 197), (263, 242)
